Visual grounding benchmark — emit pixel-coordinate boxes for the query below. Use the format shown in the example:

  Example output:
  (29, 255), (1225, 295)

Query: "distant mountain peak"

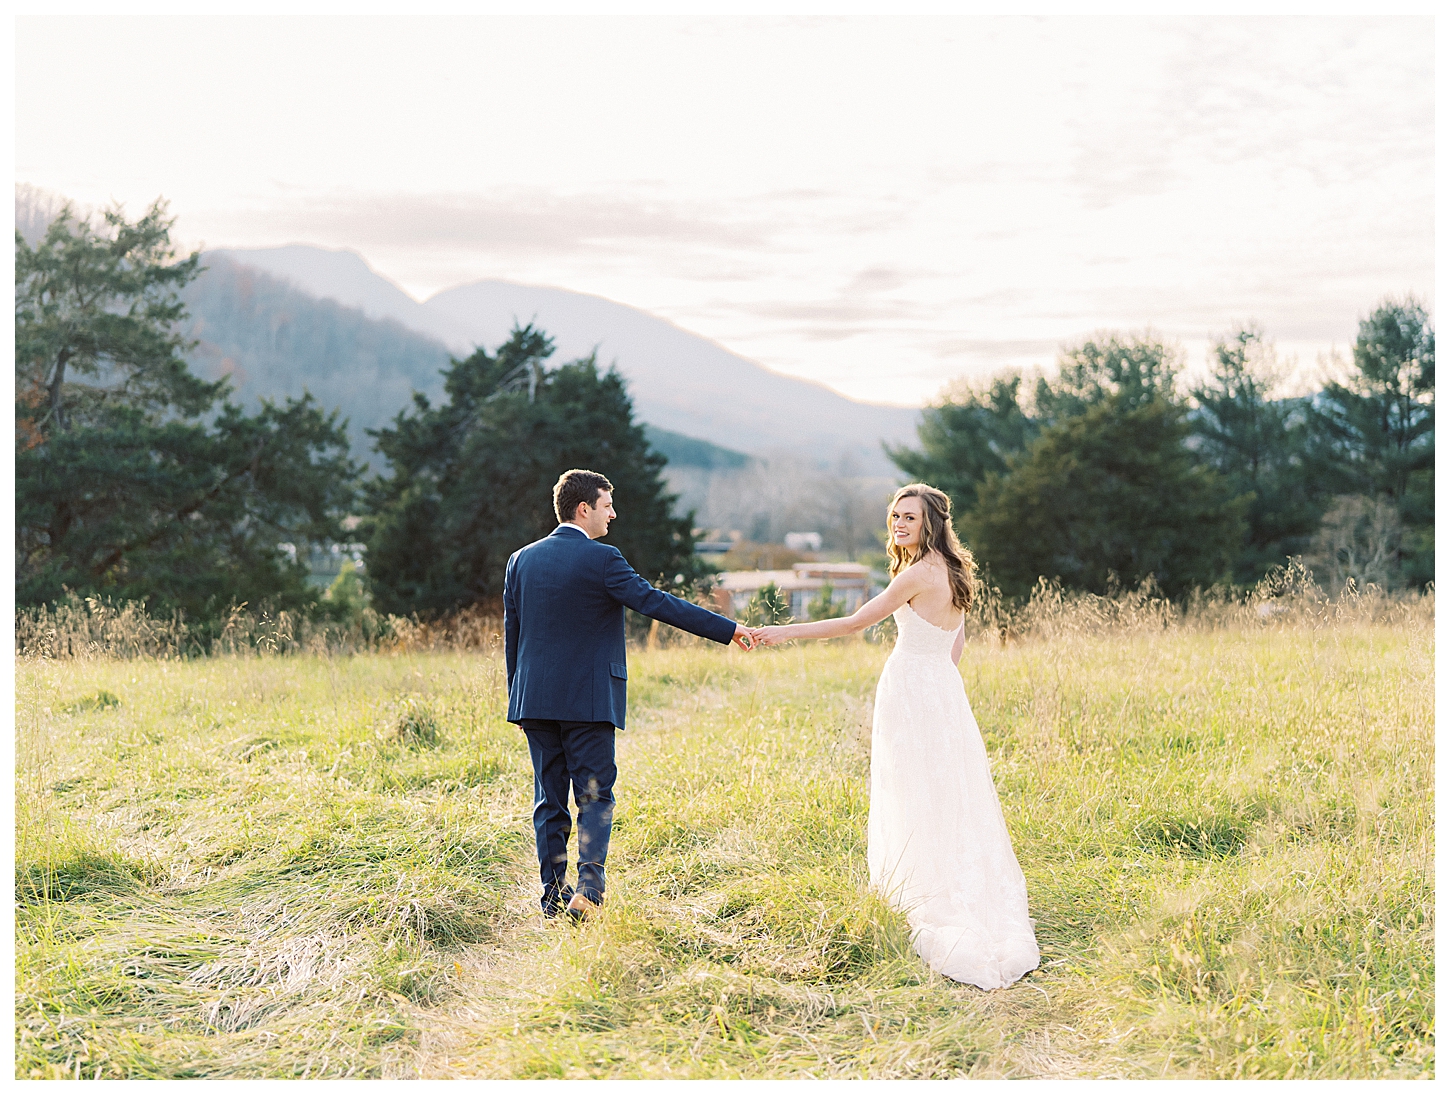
(209, 244), (478, 351)
(209, 244), (920, 472)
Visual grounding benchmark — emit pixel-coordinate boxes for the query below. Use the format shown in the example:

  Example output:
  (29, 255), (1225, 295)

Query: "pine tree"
(1032, 332), (1183, 423)
(1189, 326), (1320, 583)
(15, 199), (357, 615)
(969, 398), (1248, 598)
(362, 325), (706, 617)
(970, 333), (1240, 598)
(1306, 298), (1434, 587)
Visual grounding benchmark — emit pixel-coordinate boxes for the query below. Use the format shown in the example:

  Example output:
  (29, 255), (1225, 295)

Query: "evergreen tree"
(179, 255), (455, 470)
(1032, 332), (1183, 423)
(890, 332), (1242, 598)
(969, 398), (1248, 598)
(16, 202), (215, 440)
(16, 199), (357, 615)
(362, 325), (705, 617)
(1189, 326), (1320, 583)
(1306, 298), (1434, 587)
(885, 374), (1035, 514)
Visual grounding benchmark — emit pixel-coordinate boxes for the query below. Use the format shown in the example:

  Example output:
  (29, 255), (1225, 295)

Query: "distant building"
(280, 541), (367, 589)
(712, 562), (879, 619)
(784, 531), (823, 553)
(693, 528), (743, 556)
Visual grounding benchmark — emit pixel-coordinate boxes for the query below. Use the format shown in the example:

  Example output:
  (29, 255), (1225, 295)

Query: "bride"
(752, 483), (1040, 989)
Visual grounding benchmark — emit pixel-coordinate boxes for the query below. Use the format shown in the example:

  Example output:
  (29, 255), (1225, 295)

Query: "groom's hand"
(732, 623), (756, 651)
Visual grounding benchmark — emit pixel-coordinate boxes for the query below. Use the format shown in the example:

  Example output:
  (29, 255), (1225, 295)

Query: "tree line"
(889, 313), (1433, 598)
(16, 200), (702, 625)
(15, 200), (1433, 630)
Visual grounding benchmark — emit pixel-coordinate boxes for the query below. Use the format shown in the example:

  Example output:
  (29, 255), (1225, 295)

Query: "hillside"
(215, 245), (921, 472)
(183, 261), (761, 479)
(640, 425), (752, 471)
(181, 256), (455, 466)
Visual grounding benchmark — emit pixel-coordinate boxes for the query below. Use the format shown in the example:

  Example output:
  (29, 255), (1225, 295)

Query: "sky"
(15, 14), (1435, 407)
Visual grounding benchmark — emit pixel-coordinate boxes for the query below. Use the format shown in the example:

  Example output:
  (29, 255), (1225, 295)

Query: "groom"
(503, 468), (754, 920)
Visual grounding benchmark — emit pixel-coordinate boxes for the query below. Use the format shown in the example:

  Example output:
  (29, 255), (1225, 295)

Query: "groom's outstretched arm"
(602, 548), (739, 646)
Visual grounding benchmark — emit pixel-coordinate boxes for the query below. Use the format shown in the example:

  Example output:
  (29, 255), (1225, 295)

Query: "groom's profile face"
(575, 490), (616, 539)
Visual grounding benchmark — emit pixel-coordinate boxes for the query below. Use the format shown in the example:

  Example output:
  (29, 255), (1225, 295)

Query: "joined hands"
(731, 624), (787, 650)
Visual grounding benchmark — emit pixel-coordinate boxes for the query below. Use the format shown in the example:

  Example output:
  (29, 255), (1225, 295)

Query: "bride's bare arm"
(951, 623), (965, 664)
(754, 568), (925, 644)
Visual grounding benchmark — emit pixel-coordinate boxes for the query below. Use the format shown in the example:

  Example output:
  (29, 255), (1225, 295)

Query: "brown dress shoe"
(566, 892), (600, 922)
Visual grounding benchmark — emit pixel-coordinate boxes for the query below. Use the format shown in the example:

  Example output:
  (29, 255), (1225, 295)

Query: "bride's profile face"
(890, 495), (924, 551)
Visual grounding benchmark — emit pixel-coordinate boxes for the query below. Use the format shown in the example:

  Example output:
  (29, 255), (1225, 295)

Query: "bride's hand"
(754, 625), (788, 647)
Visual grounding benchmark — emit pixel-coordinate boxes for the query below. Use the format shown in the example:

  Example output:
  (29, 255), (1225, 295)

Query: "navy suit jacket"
(503, 526), (737, 729)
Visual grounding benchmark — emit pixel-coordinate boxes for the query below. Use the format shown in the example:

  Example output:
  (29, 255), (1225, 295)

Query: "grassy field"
(14, 598), (1435, 1078)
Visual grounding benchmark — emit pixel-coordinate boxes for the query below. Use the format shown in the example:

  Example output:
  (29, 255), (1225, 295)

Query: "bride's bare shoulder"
(912, 552), (952, 585)
(892, 556), (939, 591)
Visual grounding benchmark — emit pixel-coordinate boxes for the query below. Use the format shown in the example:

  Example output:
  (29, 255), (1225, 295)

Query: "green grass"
(14, 610), (1434, 1078)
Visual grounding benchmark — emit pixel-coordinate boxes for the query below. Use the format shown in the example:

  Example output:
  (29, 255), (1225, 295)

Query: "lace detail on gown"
(867, 603), (1040, 989)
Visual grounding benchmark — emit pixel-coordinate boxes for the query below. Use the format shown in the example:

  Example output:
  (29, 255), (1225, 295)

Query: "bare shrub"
(1307, 494), (1406, 592)
(21, 562), (1429, 663)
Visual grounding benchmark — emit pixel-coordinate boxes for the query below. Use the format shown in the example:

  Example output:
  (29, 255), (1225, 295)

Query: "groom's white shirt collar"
(555, 523), (590, 537)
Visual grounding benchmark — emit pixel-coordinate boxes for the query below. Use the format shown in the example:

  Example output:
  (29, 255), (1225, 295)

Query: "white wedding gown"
(868, 603), (1040, 989)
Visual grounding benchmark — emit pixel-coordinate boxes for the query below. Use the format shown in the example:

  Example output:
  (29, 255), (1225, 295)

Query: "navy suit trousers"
(520, 718), (616, 909)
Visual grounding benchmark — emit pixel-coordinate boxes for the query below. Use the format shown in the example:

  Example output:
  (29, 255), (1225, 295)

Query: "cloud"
(218, 186), (923, 294)
(843, 266), (910, 294)
(928, 337), (1061, 361)
(734, 299), (927, 324)
(236, 188), (780, 258)
(786, 325), (886, 344)
(162, 17), (1427, 407)
(1060, 16), (1434, 210)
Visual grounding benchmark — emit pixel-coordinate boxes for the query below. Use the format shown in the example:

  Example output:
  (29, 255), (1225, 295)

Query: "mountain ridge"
(181, 256), (455, 468)
(213, 245), (921, 472)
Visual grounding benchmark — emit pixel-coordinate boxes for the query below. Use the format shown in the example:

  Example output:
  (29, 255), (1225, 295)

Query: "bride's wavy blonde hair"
(886, 483), (977, 612)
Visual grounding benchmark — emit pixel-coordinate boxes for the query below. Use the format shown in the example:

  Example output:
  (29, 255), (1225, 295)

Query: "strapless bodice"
(890, 602), (962, 661)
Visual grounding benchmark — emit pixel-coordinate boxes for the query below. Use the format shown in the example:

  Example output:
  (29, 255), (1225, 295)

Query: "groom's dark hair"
(554, 469), (614, 524)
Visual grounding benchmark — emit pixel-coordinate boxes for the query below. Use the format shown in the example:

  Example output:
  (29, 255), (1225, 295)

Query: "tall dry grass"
(19, 560), (1419, 662)
(967, 559), (1426, 644)
(14, 595), (505, 660)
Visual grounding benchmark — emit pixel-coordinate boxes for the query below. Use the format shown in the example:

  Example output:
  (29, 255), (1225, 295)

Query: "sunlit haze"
(16, 14), (1433, 407)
